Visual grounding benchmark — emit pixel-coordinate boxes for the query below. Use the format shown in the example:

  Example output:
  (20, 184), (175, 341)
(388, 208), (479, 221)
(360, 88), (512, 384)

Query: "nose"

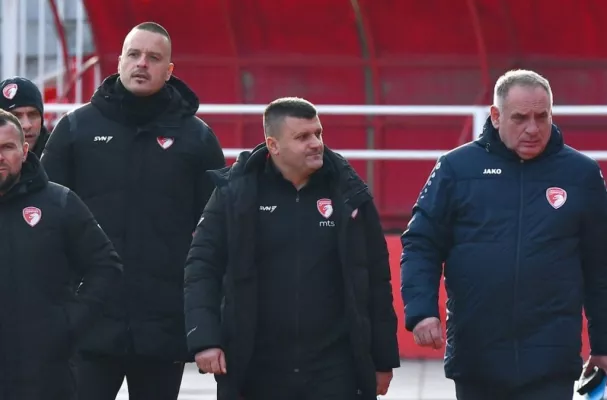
(526, 119), (539, 134)
(310, 135), (322, 149)
(20, 116), (32, 131)
(136, 54), (148, 69)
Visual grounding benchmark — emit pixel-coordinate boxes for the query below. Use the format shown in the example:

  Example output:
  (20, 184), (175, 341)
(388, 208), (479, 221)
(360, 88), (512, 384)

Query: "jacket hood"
(90, 73), (200, 121)
(476, 116), (564, 160)
(0, 151), (48, 202)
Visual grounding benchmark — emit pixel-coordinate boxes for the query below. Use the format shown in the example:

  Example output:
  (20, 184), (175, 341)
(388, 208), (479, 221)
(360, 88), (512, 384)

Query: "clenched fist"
(195, 348), (227, 375)
(412, 317), (444, 349)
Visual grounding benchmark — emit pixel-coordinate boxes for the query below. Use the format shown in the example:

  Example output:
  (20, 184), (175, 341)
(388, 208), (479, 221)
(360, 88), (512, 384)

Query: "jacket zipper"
(294, 191), (301, 373)
(514, 159), (524, 381)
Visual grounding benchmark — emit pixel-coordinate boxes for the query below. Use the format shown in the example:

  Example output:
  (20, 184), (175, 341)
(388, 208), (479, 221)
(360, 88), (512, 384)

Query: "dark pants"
(242, 363), (360, 400)
(2, 361), (75, 400)
(455, 379), (574, 400)
(74, 352), (185, 400)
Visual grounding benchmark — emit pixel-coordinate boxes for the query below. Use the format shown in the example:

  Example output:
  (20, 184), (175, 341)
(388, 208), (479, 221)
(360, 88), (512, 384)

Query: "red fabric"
(81, 0), (607, 228)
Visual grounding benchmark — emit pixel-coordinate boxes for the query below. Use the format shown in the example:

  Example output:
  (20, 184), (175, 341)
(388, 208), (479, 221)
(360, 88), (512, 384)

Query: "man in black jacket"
(40, 22), (226, 400)
(184, 97), (400, 400)
(401, 69), (607, 400)
(0, 109), (123, 400)
(0, 77), (50, 157)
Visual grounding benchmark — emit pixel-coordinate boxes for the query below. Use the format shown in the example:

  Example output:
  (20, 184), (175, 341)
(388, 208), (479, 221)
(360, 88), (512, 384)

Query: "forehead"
(123, 30), (170, 55)
(282, 116), (322, 133)
(504, 85), (550, 113)
(0, 123), (22, 142)
(10, 106), (40, 116)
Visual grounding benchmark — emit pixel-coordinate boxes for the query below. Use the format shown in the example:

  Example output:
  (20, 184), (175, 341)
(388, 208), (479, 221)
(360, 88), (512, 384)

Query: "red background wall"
(385, 234), (591, 360)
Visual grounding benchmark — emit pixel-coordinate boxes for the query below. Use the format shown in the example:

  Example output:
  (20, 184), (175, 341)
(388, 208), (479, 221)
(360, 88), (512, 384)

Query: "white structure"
(44, 103), (607, 161)
(0, 0), (99, 102)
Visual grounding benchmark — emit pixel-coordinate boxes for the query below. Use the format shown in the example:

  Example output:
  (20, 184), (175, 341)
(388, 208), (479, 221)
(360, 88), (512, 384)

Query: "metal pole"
(1, 0), (19, 79)
(38, 0), (46, 96)
(75, 0), (84, 103)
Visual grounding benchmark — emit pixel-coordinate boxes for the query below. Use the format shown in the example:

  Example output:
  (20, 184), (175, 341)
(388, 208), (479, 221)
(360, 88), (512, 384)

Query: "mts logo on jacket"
(94, 136), (113, 143)
(23, 207), (42, 227)
(483, 168), (502, 175)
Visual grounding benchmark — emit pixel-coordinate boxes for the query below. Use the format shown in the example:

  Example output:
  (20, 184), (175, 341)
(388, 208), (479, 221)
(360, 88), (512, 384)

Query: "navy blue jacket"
(401, 117), (607, 388)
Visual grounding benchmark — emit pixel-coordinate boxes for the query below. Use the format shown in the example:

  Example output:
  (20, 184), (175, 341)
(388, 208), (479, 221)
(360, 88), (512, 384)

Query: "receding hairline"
(493, 69), (553, 110)
(123, 22), (172, 57)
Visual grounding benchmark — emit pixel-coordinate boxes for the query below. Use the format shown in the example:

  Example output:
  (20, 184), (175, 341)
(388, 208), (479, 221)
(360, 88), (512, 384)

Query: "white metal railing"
(42, 104), (607, 160)
(0, 0), (100, 103)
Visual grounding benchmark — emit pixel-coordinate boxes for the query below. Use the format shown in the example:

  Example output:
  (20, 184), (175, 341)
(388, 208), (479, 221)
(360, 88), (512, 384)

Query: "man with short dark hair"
(41, 21), (225, 400)
(184, 97), (400, 400)
(401, 69), (607, 399)
(0, 77), (50, 157)
(0, 109), (123, 400)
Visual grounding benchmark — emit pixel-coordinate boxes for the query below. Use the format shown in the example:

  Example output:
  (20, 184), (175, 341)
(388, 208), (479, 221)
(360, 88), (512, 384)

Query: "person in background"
(0, 76), (50, 158)
(41, 21), (226, 400)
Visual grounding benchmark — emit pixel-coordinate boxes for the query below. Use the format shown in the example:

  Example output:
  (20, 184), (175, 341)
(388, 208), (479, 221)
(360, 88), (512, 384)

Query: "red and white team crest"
(546, 187), (567, 209)
(317, 198), (333, 219)
(23, 207), (42, 227)
(2, 83), (17, 100)
(157, 137), (174, 150)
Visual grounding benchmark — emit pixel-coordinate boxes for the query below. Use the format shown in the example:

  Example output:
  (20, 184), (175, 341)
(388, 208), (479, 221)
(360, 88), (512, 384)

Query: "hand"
(412, 317), (444, 349)
(195, 348), (227, 375)
(583, 355), (607, 376)
(376, 370), (393, 395)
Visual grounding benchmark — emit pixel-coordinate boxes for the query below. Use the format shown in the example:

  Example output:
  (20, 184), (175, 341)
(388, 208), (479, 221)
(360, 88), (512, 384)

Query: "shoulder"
(44, 182), (71, 207)
(558, 145), (600, 171)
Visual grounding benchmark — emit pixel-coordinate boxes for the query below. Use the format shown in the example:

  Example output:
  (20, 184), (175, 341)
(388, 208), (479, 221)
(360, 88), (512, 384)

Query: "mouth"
(132, 73), (150, 81)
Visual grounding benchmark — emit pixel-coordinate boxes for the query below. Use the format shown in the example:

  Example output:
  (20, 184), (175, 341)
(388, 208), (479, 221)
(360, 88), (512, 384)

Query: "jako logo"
(483, 168), (502, 175)
(94, 136), (113, 143)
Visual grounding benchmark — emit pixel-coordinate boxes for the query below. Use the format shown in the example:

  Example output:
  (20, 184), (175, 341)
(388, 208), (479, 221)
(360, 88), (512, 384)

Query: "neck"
(0, 173), (21, 196)
(115, 78), (171, 124)
(271, 158), (311, 190)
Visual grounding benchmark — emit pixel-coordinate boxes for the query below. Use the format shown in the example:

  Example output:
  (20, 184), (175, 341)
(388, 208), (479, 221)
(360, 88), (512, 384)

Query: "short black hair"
(130, 22), (172, 57)
(263, 97), (318, 137)
(0, 109), (24, 144)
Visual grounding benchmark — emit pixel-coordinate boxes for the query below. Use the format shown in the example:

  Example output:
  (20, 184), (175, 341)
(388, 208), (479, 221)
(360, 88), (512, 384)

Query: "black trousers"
(73, 352), (185, 400)
(242, 363), (360, 400)
(455, 379), (574, 400)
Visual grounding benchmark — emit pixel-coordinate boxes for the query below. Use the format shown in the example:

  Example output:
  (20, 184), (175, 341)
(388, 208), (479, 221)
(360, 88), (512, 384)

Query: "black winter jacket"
(41, 74), (226, 361)
(30, 125), (49, 158)
(184, 144), (400, 400)
(0, 153), (122, 399)
(401, 118), (607, 388)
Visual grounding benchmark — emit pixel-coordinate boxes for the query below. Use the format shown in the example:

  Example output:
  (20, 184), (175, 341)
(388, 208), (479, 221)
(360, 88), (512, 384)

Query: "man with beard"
(0, 109), (123, 400)
(41, 22), (226, 400)
(0, 77), (50, 158)
(184, 97), (400, 400)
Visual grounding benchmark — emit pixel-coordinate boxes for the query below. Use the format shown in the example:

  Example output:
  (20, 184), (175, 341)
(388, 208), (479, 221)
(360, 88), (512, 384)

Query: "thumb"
(219, 350), (227, 374)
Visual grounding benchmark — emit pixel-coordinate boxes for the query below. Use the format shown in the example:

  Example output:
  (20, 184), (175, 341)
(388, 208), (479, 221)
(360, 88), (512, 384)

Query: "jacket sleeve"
(581, 163), (607, 355)
(362, 200), (401, 371)
(40, 113), (73, 188)
(184, 187), (228, 355)
(63, 190), (123, 340)
(195, 120), (226, 215)
(401, 156), (455, 332)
